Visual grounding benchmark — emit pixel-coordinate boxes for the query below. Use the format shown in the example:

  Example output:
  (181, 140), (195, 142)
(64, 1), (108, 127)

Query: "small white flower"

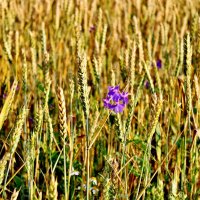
(70, 171), (80, 176)
(90, 177), (97, 185)
(91, 187), (99, 195)
(77, 186), (81, 190)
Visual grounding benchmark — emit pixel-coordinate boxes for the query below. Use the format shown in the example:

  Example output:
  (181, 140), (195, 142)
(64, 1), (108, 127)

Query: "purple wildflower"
(145, 80), (149, 89)
(16, 85), (20, 91)
(156, 59), (162, 69)
(89, 25), (96, 33)
(103, 86), (128, 113)
(28, 117), (34, 125)
(3, 93), (7, 99)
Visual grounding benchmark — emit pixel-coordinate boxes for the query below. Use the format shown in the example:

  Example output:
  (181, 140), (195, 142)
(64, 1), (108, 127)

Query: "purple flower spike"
(156, 59), (162, 69)
(103, 85), (128, 113)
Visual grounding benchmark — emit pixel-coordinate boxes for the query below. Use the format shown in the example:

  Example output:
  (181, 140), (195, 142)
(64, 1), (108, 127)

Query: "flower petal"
(108, 85), (120, 96)
(113, 103), (125, 113)
(120, 92), (129, 104)
(103, 97), (110, 108)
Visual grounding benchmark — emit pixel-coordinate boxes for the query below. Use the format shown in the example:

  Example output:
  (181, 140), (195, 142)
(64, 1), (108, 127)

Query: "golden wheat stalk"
(186, 33), (192, 122)
(147, 96), (163, 144)
(3, 32), (12, 63)
(100, 24), (108, 56)
(26, 132), (36, 200)
(0, 152), (10, 187)
(48, 173), (58, 200)
(138, 31), (144, 73)
(154, 61), (162, 97)
(78, 53), (90, 118)
(130, 40), (136, 94)
(95, 8), (103, 42)
(115, 114), (123, 142)
(15, 31), (19, 62)
(22, 49), (27, 94)
(34, 103), (43, 136)
(153, 27), (159, 58)
(143, 61), (155, 93)
(194, 75), (199, 99)
(92, 56), (100, 84)
(10, 105), (28, 156)
(147, 34), (152, 61)
(0, 79), (18, 130)
(41, 22), (47, 54)
(57, 86), (68, 139)
(55, 0), (60, 30)
(178, 37), (184, 76)
(29, 31), (37, 76)
(57, 85), (70, 199)
(134, 73), (145, 107)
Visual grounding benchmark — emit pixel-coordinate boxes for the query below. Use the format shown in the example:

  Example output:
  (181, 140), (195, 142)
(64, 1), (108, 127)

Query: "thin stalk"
(135, 143), (148, 199)
(122, 131), (128, 199)
(67, 95), (74, 200)
(64, 136), (67, 200)
(2, 155), (11, 199)
(23, 57), (30, 199)
(142, 144), (151, 200)
(86, 115), (90, 200)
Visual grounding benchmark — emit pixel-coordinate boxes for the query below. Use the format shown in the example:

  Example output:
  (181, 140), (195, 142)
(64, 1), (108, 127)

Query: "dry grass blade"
(11, 188), (21, 200)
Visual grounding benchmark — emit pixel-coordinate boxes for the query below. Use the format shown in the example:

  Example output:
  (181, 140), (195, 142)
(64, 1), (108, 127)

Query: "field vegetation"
(0, 0), (200, 199)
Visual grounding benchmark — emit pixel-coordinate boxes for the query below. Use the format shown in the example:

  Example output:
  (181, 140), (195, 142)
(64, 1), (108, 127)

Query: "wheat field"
(0, 0), (200, 199)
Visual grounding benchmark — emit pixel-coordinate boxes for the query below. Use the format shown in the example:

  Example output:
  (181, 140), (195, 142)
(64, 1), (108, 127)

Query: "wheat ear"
(147, 96), (163, 144)
(57, 86), (68, 200)
(186, 33), (192, 133)
(57, 86), (68, 139)
(0, 152), (10, 187)
(10, 105), (27, 156)
(143, 61), (155, 93)
(48, 173), (58, 200)
(0, 79), (18, 130)
(78, 52), (90, 200)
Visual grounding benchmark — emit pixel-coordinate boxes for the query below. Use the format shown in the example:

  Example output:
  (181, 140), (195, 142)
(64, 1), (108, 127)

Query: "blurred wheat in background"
(0, 0), (200, 199)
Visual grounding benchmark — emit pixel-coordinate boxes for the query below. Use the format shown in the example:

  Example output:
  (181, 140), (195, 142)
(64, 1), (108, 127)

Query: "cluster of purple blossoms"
(103, 86), (128, 113)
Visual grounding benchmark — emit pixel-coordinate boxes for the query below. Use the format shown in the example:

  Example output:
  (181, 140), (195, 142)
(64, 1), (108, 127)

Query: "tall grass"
(0, 0), (200, 199)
